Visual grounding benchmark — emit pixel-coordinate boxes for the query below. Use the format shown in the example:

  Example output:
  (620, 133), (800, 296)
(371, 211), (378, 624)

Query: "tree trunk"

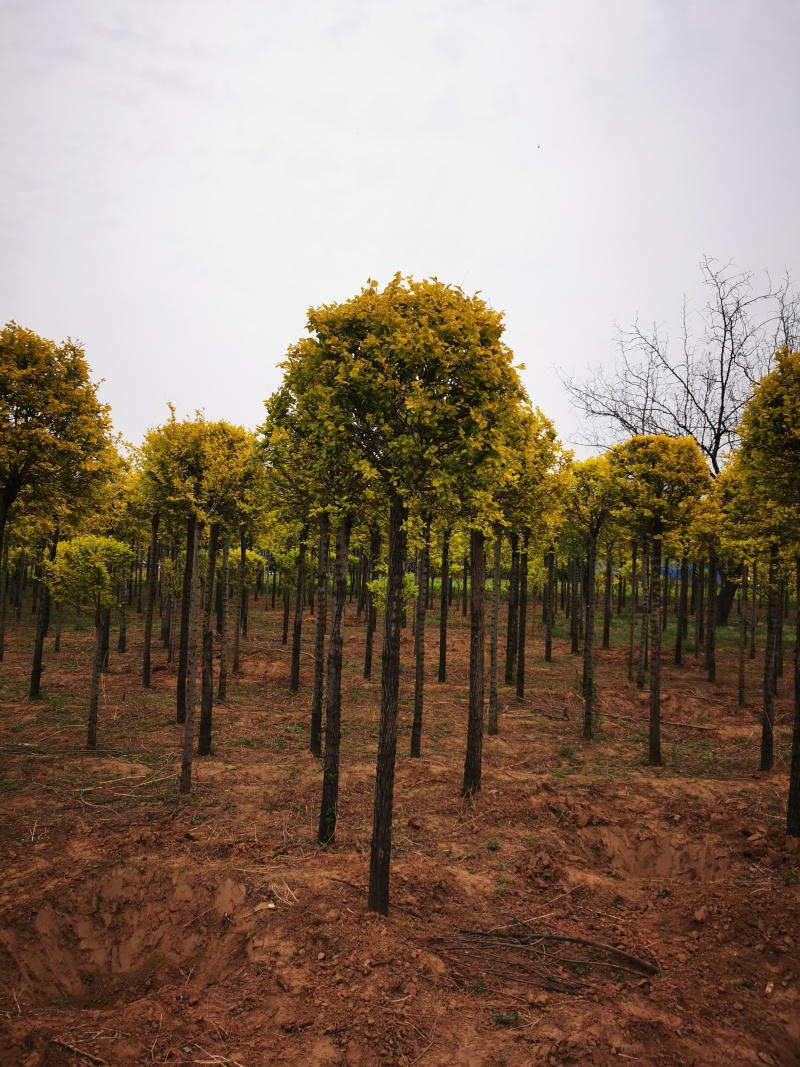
(787, 557), (800, 838)
(750, 560), (758, 659)
(488, 527), (501, 735)
(628, 540), (637, 683)
(271, 565), (277, 610)
(233, 526), (246, 675)
(462, 529), (486, 797)
(760, 545), (779, 773)
(142, 513), (160, 688)
(697, 560), (705, 651)
(461, 555), (468, 617)
(648, 536), (663, 767)
(311, 513), (330, 757)
(117, 595), (127, 653)
(318, 515), (352, 843)
(505, 532), (519, 684)
(290, 524), (309, 693)
(738, 562), (748, 706)
(438, 528), (450, 683)
(179, 520), (203, 793)
(583, 531), (597, 741)
(29, 529), (59, 699)
(86, 612), (106, 749)
(177, 517), (195, 724)
(570, 557), (580, 654)
(410, 521), (431, 757)
(602, 545), (612, 649)
(706, 555), (717, 684)
(637, 540), (649, 690)
(364, 528), (380, 680)
(198, 522), (220, 756)
(281, 583), (290, 644)
(0, 535), (8, 661)
(675, 554), (688, 666)
(100, 602), (111, 673)
(515, 532), (529, 701)
(545, 549), (554, 662)
(368, 494), (407, 915)
(218, 538), (230, 701)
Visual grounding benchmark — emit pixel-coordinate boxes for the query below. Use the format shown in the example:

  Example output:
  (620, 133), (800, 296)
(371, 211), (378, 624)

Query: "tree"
(739, 347), (800, 829)
(610, 435), (711, 766)
(44, 535), (132, 748)
(563, 456), (617, 739)
(0, 323), (114, 556)
(304, 274), (525, 913)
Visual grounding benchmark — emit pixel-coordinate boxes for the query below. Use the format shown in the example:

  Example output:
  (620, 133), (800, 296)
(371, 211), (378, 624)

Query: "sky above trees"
(2, 0), (798, 448)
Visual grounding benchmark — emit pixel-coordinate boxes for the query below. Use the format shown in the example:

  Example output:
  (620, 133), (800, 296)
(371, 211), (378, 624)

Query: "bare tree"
(564, 257), (799, 475)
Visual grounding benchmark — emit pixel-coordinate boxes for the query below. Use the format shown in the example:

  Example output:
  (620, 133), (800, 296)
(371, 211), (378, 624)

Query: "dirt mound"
(578, 824), (731, 882)
(0, 861), (249, 1008)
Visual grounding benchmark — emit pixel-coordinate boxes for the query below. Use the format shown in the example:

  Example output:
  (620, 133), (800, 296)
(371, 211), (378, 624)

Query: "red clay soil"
(1, 597), (799, 1066)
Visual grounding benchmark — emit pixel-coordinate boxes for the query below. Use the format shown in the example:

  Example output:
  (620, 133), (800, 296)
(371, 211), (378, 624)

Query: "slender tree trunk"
(750, 560), (758, 659)
(410, 520), (431, 757)
(515, 532), (529, 701)
(706, 555), (717, 684)
(505, 532), (519, 683)
(179, 520), (203, 793)
(29, 529), (59, 698)
(218, 538), (230, 701)
(602, 545), (612, 649)
(461, 555), (468, 617)
(14, 549), (24, 622)
(311, 514), (330, 757)
(738, 562), (748, 706)
(117, 595), (127, 653)
(87, 611), (106, 749)
(290, 524), (309, 694)
(760, 545), (779, 773)
(215, 570), (224, 633)
(462, 529), (486, 797)
(637, 540), (649, 690)
(570, 557), (580, 655)
(271, 565), (277, 610)
(318, 516), (352, 843)
(177, 518), (195, 723)
(675, 554), (688, 666)
(232, 526), (246, 674)
(281, 583), (290, 644)
(0, 536), (8, 661)
(545, 549), (554, 662)
(628, 541), (637, 683)
(697, 560), (705, 651)
(368, 494), (407, 915)
(142, 513), (160, 688)
(649, 536), (663, 767)
(583, 531), (597, 741)
(488, 527), (501, 735)
(198, 522), (220, 756)
(786, 557), (800, 838)
(100, 602), (110, 673)
(364, 528), (380, 680)
(438, 528), (451, 683)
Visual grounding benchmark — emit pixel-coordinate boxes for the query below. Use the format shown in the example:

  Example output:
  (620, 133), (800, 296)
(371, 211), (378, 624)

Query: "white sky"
(2, 0), (799, 451)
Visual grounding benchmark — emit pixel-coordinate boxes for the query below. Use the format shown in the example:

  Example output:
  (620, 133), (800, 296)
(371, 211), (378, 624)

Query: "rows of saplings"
(2, 279), (800, 914)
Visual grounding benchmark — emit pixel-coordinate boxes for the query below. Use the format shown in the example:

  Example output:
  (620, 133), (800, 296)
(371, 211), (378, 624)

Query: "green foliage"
(44, 535), (133, 612)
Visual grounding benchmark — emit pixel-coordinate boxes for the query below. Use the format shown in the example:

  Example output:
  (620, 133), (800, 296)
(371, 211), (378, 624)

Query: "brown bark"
(488, 526), (501, 735)
(311, 513), (330, 757)
(198, 522), (220, 756)
(318, 516), (352, 844)
(368, 494), (407, 915)
(462, 529), (486, 797)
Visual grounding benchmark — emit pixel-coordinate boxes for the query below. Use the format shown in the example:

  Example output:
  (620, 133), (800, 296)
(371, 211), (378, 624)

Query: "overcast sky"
(2, 0), (798, 450)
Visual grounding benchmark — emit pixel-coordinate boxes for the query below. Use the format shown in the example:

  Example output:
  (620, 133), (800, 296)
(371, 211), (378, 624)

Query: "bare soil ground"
(1, 595), (799, 1067)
